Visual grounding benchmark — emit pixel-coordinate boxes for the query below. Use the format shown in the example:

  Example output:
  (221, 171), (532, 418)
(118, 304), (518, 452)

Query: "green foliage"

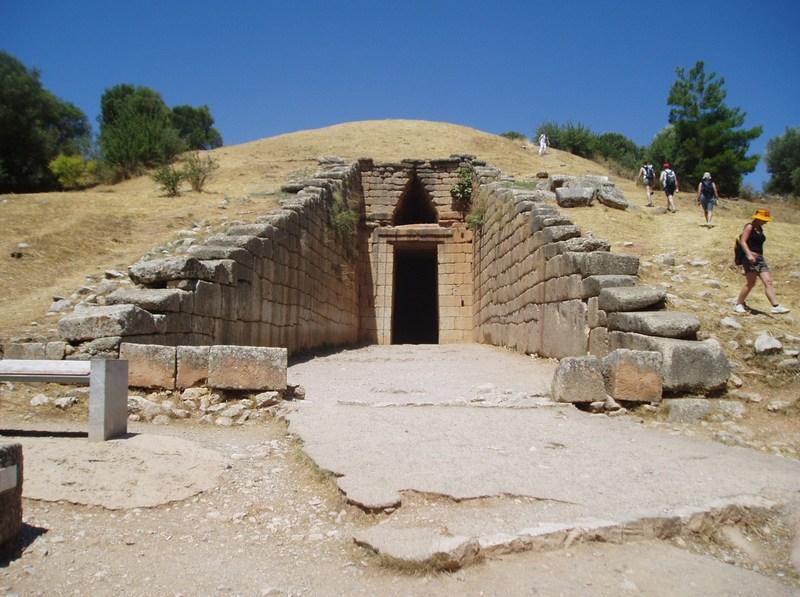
(0, 51), (91, 193)
(328, 188), (360, 257)
(182, 151), (218, 192)
(666, 61), (762, 195)
(99, 85), (182, 179)
(764, 127), (800, 196)
(537, 121), (642, 176)
(537, 121), (596, 158)
(466, 189), (489, 231)
(450, 168), (474, 212)
(499, 131), (526, 141)
(48, 154), (98, 189)
(647, 126), (678, 169)
(152, 163), (184, 197)
(171, 105), (223, 150)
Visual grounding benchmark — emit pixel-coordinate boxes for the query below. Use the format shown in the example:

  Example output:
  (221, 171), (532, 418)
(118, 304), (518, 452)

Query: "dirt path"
(2, 345), (799, 596)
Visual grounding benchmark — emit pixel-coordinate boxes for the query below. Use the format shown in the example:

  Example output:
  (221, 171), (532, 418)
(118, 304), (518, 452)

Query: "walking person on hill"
(734, 209), (790, 315)
(659, 163), (678, 212)
(697, 172), (720, 227)
(538, 133), (548, 155)
(636, 161), (656, 206)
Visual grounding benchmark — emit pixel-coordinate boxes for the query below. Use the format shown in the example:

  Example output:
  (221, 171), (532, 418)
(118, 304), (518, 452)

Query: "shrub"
(48, 154), (98, 189)
(500, 131), (526, 141)
(182, 151), (218, 192)
(450, 168), (474, 213)
(152, 163), (184, 197)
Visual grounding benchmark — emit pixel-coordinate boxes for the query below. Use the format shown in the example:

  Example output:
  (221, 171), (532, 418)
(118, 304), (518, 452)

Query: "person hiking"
(659, 163), (678, 212)
(734, 209), (790, 315)
(637, 161), (656, 206)
(697, 172), (719, 227)
(538, 133), (548, 155)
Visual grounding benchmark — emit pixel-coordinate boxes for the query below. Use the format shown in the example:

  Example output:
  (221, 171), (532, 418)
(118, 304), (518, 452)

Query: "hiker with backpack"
(637, 161), (656, 206)
(734, 209), (790, 315)
(697, 172), (720, 227)
(659, 163), (678, 212)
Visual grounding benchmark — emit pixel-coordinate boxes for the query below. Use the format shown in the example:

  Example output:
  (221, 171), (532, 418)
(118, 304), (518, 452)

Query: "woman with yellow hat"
(734, 209), (790, 314)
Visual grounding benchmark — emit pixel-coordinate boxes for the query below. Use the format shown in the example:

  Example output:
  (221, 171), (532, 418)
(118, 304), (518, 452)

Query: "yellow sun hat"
(753, 209), (772, 222)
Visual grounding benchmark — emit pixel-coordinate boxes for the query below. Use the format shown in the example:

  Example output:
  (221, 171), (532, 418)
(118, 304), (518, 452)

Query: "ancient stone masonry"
(4, 155), (728, 396)
(472, 179), (729, 395)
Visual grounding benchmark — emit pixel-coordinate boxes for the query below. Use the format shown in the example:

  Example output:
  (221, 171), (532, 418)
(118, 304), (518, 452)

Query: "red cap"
(663, 163), (670, 168)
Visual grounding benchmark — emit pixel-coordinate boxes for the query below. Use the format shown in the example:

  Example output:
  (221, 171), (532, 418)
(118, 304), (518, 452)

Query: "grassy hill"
(1, 120), (798, 385)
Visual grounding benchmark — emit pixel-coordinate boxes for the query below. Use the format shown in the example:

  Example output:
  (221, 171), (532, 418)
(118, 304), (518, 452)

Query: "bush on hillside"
(182, 151), (218, 192)
(48, 154), (98, 189)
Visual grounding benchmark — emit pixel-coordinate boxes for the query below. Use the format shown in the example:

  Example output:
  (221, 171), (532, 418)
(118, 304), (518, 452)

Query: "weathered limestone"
(551, 356), (605, 403)
(598, 286), (667, 312)
(0, 443), (23, 548)
(208, 345), (287, 391)
(555, 187), (594, 208)
(609, 333), (729, 394)
(58, 304), (156, 342)
(121, 343), (177, 389)
(607, 312), (701, 339)
(602, 349), (663, 402)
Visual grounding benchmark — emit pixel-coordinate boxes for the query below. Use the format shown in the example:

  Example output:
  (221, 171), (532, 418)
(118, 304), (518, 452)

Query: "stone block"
(58, 305), (157, 342)
(120, 343), (176, 389)
(0, 443), (23, 547)
(607, 311), (701, 339)
(540, 300), (588, 358)
(45, 341), (67, 360)
(588, 327), (609, 358)
(581, 275), (638, 299)
(106, 288), (190, 313)
(555, 187), (594, 208)
(176, 345), (210, 388)
(608, 332), (729, 394)
(551, 356), (605, 403)
(2, 342), (46, 359)
(208, 345), (287, 391)
(602, 349), (663, 402)
(128, 256), (214, 286)
(598, 286), (666, 312)
(578, 252), (639, 277)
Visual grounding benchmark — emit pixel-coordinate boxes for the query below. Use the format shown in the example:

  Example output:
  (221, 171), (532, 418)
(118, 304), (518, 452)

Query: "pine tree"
(666, 61), (761, 195)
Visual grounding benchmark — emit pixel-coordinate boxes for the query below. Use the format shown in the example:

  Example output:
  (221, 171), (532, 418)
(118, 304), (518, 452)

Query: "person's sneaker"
(733, 303), (747, 314)
(771, 304), (790, 314)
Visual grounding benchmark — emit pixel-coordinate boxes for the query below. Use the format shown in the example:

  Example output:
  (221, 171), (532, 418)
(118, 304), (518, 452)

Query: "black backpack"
(664, 169), (676, 186)
(643, 164), (655, 181)
(702, 179), (715, 196)
(734, 234), (745, 265)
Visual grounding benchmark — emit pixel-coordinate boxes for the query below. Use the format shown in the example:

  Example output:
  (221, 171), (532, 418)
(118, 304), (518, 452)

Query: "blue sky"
(3, 0), (799, 189)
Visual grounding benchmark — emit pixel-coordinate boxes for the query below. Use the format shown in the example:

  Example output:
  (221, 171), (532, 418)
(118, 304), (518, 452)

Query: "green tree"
(764, 127), (800, 196)
(171, 105), (223, 150)
(666, 61), (762, 194)
(0, 51), (91, 192)
(98, 84), (182, 179)
(594, 132), (643, 172)
(536, 121), (596, 158)
(647, 126), (678, 169)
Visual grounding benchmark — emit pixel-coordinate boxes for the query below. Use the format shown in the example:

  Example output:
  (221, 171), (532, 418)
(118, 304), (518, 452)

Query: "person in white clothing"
(538, 133), (548, 155)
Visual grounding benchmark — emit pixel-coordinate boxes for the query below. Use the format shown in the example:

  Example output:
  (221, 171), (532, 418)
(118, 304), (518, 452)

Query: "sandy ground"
(2, 345), (799, 596)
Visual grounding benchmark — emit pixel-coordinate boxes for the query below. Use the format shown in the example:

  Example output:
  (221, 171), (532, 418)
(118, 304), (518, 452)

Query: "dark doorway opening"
(391, 245), (439, 344)
(392, 173), (438, 225)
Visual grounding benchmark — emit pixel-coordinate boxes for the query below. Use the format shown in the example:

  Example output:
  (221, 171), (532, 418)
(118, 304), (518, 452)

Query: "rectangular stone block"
(208, 345), (287, 391)
(120, 343), (176, 389)
(602, 349), (663, 402)
(176, 345), (211, 389)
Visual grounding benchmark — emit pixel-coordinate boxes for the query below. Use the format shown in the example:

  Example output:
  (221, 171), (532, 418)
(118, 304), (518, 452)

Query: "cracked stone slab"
(354, 526), (479, 570)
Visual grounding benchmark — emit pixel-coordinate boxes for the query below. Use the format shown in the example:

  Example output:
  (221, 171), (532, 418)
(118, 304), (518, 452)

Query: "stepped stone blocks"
(472, 176), (729, 393)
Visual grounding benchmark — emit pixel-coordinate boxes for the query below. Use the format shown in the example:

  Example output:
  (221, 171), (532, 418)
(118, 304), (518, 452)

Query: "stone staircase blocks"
(555, 187), (594, 208)
(581, 275), (638, 299)
(609, 332), (729, 394)
(578, 252), (640, 277)
(598, 286), (666, 312)
(128, 256), (214, 287)
(106, 288), (190, 313)
(188, 245), (255, 268)
(607, 311), (701, 339)
(58, 304), (157, 342)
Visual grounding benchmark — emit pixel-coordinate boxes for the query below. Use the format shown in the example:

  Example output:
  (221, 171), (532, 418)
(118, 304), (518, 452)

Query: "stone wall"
(472, 180), (729, 394)
(55, 161), (363, 358)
